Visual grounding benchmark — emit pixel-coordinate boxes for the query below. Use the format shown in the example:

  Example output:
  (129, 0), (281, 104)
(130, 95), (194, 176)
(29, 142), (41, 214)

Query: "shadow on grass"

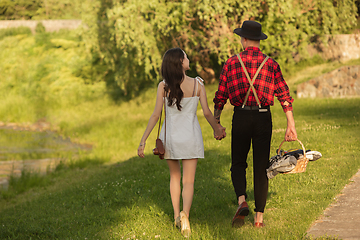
(0, 147), (349, 239)
(1, 98), (359, 239)
(0, 149), (249, 239)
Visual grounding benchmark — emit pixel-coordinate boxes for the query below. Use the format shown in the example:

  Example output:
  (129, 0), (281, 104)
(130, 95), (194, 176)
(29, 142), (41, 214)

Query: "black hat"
(234, 20), (267, 40)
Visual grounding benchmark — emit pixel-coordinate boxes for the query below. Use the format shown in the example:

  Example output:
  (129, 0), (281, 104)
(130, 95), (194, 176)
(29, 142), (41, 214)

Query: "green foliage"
(0, 31), (105, 123)
(0, 26), (31, 40)
(32, 0), (81, 20)
(80, 0), (358, 98)
(0, 0), (80, 20)
(0, 1), (358, 99)
(78, 0), (163, 98)
(0, 0), (41, 20)
(35, 21), (45, 33)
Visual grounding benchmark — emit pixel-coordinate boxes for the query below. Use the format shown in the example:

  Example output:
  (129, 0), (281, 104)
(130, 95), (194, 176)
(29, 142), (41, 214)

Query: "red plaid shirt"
(214, 47), (293, 112)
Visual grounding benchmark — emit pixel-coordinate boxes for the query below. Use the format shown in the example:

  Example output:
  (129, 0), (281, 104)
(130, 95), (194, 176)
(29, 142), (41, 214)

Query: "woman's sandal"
(180, 211), (191, 238)
(174, 216), (181, 229)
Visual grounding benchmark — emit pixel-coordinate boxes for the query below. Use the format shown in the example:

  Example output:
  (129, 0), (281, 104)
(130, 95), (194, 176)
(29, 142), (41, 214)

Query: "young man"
(213, 20), (297, 227)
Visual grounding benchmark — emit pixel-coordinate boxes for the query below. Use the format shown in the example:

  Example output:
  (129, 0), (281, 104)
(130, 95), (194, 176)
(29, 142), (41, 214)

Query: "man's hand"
(285, 126), (297, 141)
(285, 110), (297, 141)
(213, 108), (225, 140)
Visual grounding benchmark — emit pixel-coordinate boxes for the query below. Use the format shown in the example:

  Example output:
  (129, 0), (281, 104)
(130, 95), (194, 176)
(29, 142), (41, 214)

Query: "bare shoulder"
(157, 81), (166, 97)
(158, 80), (166, 88)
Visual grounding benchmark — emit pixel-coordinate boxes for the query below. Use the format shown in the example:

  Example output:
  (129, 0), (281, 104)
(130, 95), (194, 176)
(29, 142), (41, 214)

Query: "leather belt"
(234, 105), (270, 111)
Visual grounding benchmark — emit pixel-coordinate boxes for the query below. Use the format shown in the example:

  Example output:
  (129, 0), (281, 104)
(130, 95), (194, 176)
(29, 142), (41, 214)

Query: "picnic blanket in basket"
(267, 139), (322, 179)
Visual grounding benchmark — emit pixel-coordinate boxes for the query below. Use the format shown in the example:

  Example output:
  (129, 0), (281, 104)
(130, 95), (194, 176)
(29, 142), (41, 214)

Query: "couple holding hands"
(138, 20), (297, 237)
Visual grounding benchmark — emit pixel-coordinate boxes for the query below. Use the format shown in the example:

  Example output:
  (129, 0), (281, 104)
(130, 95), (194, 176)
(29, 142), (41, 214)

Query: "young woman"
(138, 48), (225, 237)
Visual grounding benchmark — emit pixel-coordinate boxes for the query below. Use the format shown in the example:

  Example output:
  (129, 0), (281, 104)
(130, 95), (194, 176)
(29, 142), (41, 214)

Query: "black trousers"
(231, 107), (272, 213)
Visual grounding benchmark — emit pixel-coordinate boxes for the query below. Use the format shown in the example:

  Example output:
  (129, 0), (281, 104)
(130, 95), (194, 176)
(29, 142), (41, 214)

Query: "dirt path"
(0, 121), (92, 190)
(307, 169), (360, 239)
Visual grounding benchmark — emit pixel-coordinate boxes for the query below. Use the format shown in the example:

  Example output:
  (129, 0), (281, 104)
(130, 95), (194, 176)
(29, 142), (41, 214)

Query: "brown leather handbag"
(153, 91), (166, 159)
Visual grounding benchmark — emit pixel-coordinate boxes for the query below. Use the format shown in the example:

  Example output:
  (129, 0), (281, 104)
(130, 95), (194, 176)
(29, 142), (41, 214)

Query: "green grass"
(0, 27), (32, 41)
(0, 128), (87, 161)
(0, 95), (359, 239)
(0, 31), (360, 239)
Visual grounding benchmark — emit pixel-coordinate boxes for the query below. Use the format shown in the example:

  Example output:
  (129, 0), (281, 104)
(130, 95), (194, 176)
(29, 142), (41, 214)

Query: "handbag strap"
(156, 89), (166, 143)
(237, 54), (269, 108)
(164, 90), (166, 145)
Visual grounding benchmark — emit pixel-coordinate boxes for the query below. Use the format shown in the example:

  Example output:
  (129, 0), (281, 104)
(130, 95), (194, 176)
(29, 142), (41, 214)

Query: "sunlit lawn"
(0, 33), (360, 239)
(0, 90), (359, 239)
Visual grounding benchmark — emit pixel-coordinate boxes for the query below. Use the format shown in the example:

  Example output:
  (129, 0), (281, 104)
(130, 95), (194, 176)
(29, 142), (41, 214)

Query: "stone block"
(297, 65), (360, 98)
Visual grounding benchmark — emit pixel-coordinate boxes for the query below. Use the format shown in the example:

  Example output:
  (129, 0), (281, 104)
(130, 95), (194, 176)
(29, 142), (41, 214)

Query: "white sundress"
(159, 77), (205, 160)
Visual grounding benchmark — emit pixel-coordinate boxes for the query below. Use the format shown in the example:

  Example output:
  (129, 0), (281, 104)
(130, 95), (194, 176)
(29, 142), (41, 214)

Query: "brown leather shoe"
(254, 222), (265, 228)
(254, 212), (265, 228)
(232, 201), (249, 227)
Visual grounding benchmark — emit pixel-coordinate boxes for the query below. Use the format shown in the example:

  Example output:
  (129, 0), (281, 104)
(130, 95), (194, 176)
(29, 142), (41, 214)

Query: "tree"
(0, 0), (41, 19)
(0, 0), (80, 20)
(78, 0), (358, 99)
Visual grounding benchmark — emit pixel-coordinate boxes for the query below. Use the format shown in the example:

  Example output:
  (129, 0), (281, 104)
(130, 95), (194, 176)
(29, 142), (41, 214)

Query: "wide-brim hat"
(234, 20), (267, 40)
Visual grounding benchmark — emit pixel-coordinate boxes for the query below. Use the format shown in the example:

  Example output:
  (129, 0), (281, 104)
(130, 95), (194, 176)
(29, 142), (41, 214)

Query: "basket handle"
(277, 139), (306, 158)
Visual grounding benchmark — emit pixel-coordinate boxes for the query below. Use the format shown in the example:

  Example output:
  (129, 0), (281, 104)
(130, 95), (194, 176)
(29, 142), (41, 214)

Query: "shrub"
(0, 26), (32, 40)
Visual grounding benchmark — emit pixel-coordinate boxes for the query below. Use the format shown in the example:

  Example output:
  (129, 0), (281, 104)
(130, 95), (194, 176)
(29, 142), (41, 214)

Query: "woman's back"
(160, 77), (204, 160)
(180, 76), (200, 98)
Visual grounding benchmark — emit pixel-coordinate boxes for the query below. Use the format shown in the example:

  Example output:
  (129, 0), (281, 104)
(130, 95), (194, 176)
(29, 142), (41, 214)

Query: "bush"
(35, 22), (46, 33)
(0, 26), (32, 40)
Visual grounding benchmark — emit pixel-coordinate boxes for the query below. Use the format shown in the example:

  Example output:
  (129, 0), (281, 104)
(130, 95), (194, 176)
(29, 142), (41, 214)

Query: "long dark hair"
(161, 48), (184, 111)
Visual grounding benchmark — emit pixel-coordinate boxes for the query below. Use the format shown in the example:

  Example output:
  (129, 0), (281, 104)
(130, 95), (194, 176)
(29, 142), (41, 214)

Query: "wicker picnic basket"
(277, 139), (309, 174)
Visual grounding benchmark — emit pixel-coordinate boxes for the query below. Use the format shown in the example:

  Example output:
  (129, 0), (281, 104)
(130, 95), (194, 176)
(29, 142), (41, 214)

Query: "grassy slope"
(1, 96), (359, 239)
(0, 33), (360, 239)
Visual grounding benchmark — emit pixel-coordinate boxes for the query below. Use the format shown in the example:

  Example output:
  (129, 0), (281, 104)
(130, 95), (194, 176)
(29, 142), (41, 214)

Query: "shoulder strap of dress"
(192, 78), (196, 97)
(194, 77), (204, 96)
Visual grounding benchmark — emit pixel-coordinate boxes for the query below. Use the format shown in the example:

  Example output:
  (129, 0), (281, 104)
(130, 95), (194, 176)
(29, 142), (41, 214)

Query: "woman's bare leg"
(181, 159), (198, 217)
(166, 159), (181, 219)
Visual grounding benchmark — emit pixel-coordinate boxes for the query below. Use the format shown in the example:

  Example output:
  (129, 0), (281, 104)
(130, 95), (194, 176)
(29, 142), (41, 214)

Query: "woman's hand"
(138, 143), (145, 158)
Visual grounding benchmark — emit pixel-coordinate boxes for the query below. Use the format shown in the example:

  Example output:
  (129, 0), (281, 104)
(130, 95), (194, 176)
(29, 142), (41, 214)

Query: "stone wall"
(298, 34), (360, 99)
(308, 33), (360, 62)
(0, 20), (82, 33)
(297, 65), (360, 98)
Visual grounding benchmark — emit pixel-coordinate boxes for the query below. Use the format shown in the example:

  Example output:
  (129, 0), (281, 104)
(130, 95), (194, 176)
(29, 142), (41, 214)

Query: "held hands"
(214, 124), (226, 140)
